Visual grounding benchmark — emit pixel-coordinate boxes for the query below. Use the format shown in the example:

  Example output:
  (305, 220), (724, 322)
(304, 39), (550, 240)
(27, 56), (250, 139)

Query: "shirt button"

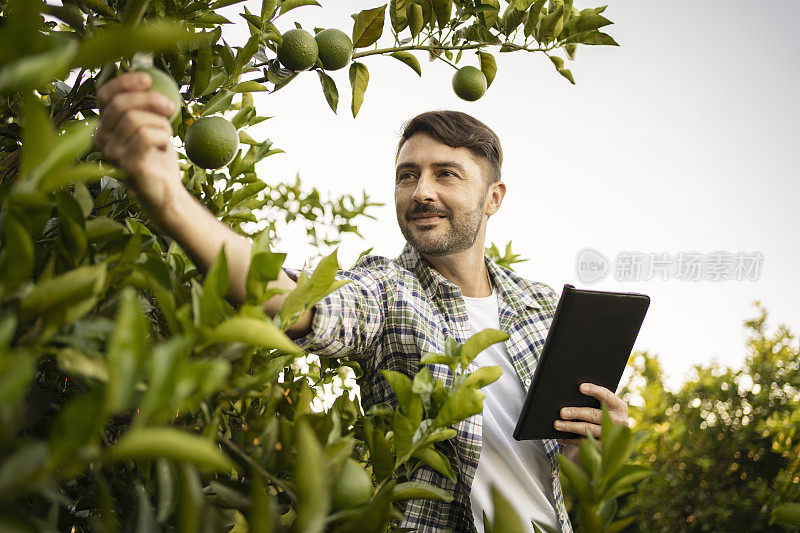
(524, 377), (532, 387)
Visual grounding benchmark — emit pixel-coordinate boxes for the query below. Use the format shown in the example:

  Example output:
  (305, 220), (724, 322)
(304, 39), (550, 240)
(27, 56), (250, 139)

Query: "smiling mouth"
(409, 215), (446, 224)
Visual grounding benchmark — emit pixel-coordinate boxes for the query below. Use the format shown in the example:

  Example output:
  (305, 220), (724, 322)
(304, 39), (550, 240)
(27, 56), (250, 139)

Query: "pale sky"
(219, 1), (800, 389)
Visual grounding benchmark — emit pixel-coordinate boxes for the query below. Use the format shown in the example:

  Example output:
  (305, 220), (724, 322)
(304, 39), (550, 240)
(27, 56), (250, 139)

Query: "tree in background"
(619, 303), (800, 531)
(0, 0), (618, 530)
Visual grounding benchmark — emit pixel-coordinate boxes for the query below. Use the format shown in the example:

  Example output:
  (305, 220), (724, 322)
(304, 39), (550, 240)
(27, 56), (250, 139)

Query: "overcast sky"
(220, 0), (800, 389)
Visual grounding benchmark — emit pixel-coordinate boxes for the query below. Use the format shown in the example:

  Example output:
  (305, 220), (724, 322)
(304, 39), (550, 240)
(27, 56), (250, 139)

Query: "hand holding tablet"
(513, 284), (650, 441)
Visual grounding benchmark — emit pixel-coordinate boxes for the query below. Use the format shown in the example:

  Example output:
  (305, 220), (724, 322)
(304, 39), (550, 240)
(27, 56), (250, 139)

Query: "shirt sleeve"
(282, 259), (398, 360)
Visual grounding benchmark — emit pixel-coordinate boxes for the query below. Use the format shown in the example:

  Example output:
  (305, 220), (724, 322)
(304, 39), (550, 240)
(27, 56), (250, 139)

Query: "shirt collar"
(396, 242), (541, 311)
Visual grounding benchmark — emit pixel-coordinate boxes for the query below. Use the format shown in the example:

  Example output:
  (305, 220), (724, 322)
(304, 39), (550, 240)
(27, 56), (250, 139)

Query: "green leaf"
(538, 3), (564, 43)
(279, 249), (347, 329)
(0, 39), (77, 94)
(155, 458), (178, 523)
(201, 89), (234, 116)
(389, 0), (411, 32)
(72, 22), (200, 69)
(773, 503), (800, 527)
(363, 418), (395, 482)
(261, 0), (278, 19)
(0, 354), (35, 406)
(391, 481), (453, 502)
(206, 316), (302, 353)
(389, 51), (421, 76)
(459, 329), (509, 368)
(190, 38), (212, 98)
(56, 347), (109, 383)
(600, 463), (651, 501)
(563, 30), (618, 46)
(38, 162), (117, 193)
(85, 216), (125, 242)
(419, 351), (458, 373)
(19, 94), (54, 182)
(136, 335), (191, 424)
(178, 463), (204, 532)
(523, 0), (547, 38)
(106, 287), (149, 413)
(434, 385), (484, 428)
(108, 427), (235, 472)
(352, 5), (386, 48)
(490, 486), (525, 533)
(406, 3), (423, 38)
(317, 70), (339, 113)
(604, 516), (636, 533)
(478, 51), (497, 87)
(393, 410), (415, 465)
(19, 263), (106, 319)
(279, 0), (320, 15)
(294, 419), (329, 533)
(562, 13), (612, 35)
(461, 365), (502, 389)
(47, 389), (105, 469)
(0, 442), (48, 499)
(578, 434), (601, 481)
(557, 454), (592, 503)
(411, 445), (456, 482)
(245, 233), (287, 304)
(431, 0), (453, 29)
(600, 406), (632, 479)
(381, 370), (413, 413)
(231, 80), (269, 92)
(198, 248), (229, 327)
(0, 214), (34, 294)
(56, 189), (87, 262)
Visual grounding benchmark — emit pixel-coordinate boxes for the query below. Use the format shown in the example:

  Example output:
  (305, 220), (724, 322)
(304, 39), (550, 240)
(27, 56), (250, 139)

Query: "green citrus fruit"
(140, 68), (182, 122)
(331, 459), (373, 510)
(184, 117), (239, 169)
(314, 28), (353, 71)
(452, 66), (488, 102)
(277, 29), (319, 71)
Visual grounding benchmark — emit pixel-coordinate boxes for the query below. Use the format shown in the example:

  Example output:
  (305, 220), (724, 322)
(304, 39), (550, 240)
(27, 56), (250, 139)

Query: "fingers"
(554, 419), (601, 438)
(96, 71), (152, 108)
(560, 406), (602, 425)
(104, 125), (173, 172)
(98, 91), (175, 136)
(578, 383), (627, 410)
(95, 72), (176, 155)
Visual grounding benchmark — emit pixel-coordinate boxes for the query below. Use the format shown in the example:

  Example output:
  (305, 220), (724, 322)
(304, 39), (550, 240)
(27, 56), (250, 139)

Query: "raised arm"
(94, 71), (312, 337)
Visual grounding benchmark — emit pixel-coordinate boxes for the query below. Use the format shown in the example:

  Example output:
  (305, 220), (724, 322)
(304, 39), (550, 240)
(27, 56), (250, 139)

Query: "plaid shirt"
(290, 243), (573, 533)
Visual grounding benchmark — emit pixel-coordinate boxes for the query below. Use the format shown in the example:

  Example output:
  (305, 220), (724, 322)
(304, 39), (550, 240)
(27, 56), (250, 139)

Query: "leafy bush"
(0, 0), (618, 530)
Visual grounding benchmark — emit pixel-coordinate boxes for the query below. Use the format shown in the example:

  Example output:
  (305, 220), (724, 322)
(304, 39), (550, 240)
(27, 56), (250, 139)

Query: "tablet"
(513, 284), (650, 441)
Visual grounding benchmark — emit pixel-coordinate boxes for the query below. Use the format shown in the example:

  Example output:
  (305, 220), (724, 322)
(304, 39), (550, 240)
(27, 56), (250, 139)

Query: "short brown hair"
(396, 110), (503, 184)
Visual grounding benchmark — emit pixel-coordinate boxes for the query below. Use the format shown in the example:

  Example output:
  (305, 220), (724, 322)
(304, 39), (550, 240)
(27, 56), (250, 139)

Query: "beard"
(398, 195), (486, 257)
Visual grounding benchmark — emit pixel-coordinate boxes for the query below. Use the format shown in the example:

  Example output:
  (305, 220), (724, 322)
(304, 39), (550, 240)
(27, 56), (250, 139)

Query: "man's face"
(394, 133), (494, 257)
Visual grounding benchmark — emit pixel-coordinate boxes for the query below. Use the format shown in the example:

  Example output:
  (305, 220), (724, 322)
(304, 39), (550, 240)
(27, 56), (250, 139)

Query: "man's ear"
(485, 181), (506, 217)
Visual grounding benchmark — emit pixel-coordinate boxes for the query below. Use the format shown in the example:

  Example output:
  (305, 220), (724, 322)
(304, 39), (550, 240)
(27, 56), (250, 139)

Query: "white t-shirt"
(464, 289), (560, 533)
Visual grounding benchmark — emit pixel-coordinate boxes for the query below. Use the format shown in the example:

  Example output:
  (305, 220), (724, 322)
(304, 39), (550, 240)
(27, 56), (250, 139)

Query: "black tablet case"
(513, 284), (650, 441)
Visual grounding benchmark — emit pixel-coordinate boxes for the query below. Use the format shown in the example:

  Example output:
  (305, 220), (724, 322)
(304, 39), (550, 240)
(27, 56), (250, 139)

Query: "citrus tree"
(618, 304), (800, 531)
(0, 0), (618, 530)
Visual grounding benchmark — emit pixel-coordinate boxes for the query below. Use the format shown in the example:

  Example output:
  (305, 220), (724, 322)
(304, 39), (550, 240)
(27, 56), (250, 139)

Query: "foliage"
(555, 407), (651, 533)
(485, 241), (528, 271)
(619, 303), (800, 531)
(0, 0), (618, 530)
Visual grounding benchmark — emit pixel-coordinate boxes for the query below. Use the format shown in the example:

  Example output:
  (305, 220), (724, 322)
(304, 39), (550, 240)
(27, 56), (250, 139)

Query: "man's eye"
(397, 173), (415, 181)
(440, 170), (456, 177)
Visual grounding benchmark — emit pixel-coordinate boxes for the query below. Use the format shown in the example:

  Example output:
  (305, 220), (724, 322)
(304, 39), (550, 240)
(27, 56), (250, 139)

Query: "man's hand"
(94, 71), (184, 227)
(554, 383), (629, 463)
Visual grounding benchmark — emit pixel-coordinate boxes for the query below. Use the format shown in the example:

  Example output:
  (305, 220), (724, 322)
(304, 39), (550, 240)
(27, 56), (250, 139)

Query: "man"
(95, 73), (630, 533)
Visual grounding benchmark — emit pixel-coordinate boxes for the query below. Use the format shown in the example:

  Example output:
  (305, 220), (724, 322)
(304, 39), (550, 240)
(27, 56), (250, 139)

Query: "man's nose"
(411, 173), (436, 203)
